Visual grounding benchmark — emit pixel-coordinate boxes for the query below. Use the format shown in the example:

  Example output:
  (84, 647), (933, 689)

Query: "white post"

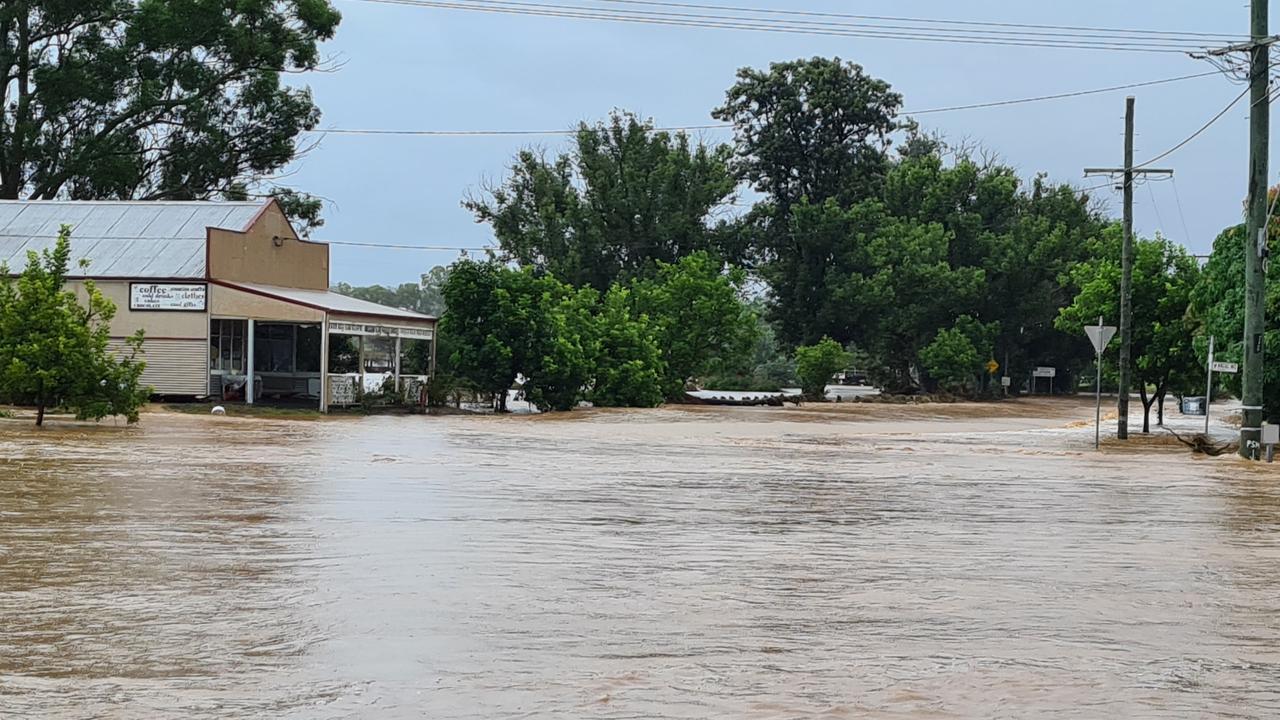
(1205, 335), (1215, 436)
(319, 317), (330, 413)
(1096, 316), (1104, 450)
(393, 335), (402, 400)
(358, 334), (366, 398)
(246, 318), (255, 405)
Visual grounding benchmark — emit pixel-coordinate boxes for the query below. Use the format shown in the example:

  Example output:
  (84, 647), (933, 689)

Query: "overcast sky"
(287, 1), (1262, 286)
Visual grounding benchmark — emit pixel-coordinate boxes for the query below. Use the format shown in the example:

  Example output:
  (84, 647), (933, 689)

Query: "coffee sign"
(130, 283), (207, 311)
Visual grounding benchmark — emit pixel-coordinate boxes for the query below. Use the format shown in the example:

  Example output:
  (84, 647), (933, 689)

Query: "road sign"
(1001, 376), (1012, 387)
(1085, 324), (1118, 354)
(985, 359), (1000, 375)
(1211, 361), (1239, 374)
(1033, 366), (1056, 378)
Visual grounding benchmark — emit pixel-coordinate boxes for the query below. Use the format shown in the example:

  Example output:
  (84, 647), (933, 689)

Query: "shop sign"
(130, 283), (207, 311)
(329, 320), (433, 339)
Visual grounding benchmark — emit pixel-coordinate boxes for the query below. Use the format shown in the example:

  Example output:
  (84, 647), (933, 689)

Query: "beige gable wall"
(206, 202), (330, 290)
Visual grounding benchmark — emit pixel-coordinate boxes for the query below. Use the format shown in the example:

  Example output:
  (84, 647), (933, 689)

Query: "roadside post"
(1204, 334), (1239, 436)
(1085, 317), (1118, 450)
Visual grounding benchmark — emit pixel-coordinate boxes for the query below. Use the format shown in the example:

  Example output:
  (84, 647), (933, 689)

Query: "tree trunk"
(1156, 382), (1167, 427)
(35, 402), (44, 427)
(1139, 384), (1153, 434)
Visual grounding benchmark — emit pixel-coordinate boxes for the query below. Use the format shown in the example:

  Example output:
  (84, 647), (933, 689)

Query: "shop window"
(296, 325), (322, 373)
(210, 319), (245, 374)
(255, 324), (295, 373)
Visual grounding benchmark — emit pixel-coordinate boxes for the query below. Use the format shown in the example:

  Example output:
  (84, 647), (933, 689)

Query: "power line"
(309, 71), (1221, 137)
(383, 0), (1230, 45)
(347, 0), (1208, 53)
(578, 0), (1244, 41)
(1135, 84), (1252, 168)
(1170, 176), (1195, 245)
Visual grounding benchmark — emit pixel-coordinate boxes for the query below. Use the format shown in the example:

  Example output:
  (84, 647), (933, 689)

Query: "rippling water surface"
(2, 402), (1279, 718)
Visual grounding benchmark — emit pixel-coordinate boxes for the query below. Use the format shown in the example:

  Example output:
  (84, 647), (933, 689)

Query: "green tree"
(794, 337), (852, 400)
(919, 327), (980, 394)
(334, 265), (450, 317)
(521, 284), (598, 412)
(591, 286), (665, 408)
(0, 1), (339, 206)
(0, 226), (149, 425)
(713, 57), (902, 209)
(466, 111), (738, 291)
(1060, 233), (1201, 432)
(631, 252), (758, 399)
(440, 260), (598, 412)
(1191, 202), (1280, 421)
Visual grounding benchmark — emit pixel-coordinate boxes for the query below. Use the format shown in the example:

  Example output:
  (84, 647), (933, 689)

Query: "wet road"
(2, 402), (1279, 718)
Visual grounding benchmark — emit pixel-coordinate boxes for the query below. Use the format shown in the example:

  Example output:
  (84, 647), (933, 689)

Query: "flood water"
(2, 401), (1280, 718)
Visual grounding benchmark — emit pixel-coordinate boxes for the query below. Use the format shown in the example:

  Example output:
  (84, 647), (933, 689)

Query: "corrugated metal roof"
(0, 200), (267, 278)
(223, 282), (437, 322)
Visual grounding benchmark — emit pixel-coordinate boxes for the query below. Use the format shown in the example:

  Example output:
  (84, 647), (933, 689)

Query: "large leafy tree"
(439, 260), (597, 412)
(1059, 232), (1201, 433)
(465, 111), (738, 291)
(591, 286), (665, 408)
(630, 252), (758, 399)
(0, 225), (149, 425)
(0, 0), (340, 204)
(713, 57), (902, 209)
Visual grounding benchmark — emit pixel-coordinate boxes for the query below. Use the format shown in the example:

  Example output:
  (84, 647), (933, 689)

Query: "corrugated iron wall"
(109, 338), (208, 396)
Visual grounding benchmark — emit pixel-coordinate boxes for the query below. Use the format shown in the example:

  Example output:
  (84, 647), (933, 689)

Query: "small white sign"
(1211, 361), (1239, 374)
(1264, 424), (1280, 445)
(1085, 325), (1118, 354)
(130, 283), (206, 311)
(1001, 376), (1012, 387)
(1033, 366), (1057, 378)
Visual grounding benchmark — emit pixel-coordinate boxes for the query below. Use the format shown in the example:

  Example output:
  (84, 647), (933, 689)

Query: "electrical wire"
(310, 71), (1221, 137)
(1146, 179), (1167, 237)
(347, 0), (1209, 53)
(396, 0), (1230, 45)
(1170, 176), (1194, 245)
(578, 0), (1244, 41)
(1134, 84), (1252, 169)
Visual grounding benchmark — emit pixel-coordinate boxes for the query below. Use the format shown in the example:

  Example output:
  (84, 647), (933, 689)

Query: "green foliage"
(465, 111), (738, 290)
(439, 260), (597, 412)
(702, 313), (797, 391)
(0, 2), (340, 203)
(334, 265), (449, 317)
(794, 337), (852, 399)
(591, 287), (665, 408)
(1191, 216), (1280, 420)
(713, 56), (902, 207)
(710, 58), (1107, 391)
(919, 327), (980, 393)
(631, 252), (759, 399)
(1060, 232), (1201, 431)
(0, 226), (150, 425)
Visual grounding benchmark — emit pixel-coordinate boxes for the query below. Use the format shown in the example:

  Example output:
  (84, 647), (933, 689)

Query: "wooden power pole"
(1241, 0), (1271, 458)
(1085, 97), (1172, 440)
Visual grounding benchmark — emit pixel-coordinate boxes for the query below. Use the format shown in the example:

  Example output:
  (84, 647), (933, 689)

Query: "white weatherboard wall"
(109, 338), (209, 396)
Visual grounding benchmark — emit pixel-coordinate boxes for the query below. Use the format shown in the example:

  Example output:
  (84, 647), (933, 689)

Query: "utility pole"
(1085, 97), (1173, 441)
(1241, 0), (1271, 459)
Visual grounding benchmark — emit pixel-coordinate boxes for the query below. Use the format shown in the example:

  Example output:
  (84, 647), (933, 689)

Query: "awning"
(212, 281), (436, 338)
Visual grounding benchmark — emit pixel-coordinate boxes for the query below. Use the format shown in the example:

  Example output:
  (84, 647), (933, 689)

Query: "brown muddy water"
(2, 400), (1279, 719)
